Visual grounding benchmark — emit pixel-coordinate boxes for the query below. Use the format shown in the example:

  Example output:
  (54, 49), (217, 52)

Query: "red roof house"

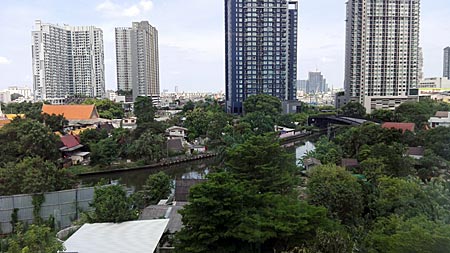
(60, 135), (84, 152)
(381, 122), (415, 133)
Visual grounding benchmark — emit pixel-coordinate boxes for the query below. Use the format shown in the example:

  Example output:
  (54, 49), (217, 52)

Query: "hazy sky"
(0, 0), (449, 92)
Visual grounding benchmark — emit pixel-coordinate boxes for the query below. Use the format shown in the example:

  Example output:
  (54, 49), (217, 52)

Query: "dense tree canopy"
(225, 134), (297, 194)
(0, 157), (76, 195)
(89, 185), (137, 223)
(364, 215), (450, 253)
(307, 165), (364, 225)
(83, 98), (125, 119)
(340, 101), (366, 117)
(0, 118), (60, 166)
(243, 94), (282, 117)
(134, 96), (156, 123)
(128, 131), (166, 164)
(175, 172), (332, 253)
(138, 172), (173, 206)
(5, 224), (64, 253)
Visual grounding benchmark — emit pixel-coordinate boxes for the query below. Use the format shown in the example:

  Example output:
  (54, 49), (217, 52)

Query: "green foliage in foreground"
(0, 157), (76, 196)
(4, 224), (64, 253)
(135, 172), (173, 208)
(364, 215), (450, 253)
(88, 185), (138, 223)
(175, 172), (334, 253)
(175, 135), (342, 253)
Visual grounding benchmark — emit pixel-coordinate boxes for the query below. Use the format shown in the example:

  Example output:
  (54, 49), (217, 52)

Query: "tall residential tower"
(32, 20), (105, 104)
(115, 21), (160, 103)
(344, 0), (420, 112)
(225, 0), (298, 114)
(444, 47), (450, 79)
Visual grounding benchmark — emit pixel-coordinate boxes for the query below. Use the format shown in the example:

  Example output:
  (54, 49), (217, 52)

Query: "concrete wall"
(0, 187), (94, 234)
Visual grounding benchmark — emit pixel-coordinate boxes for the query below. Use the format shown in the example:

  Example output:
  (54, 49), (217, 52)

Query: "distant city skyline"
(0, 0), (449, 92)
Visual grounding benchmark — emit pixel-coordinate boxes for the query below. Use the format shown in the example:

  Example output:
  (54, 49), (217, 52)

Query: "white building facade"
(344, 0), (421, 113)
(32, 20), (105, 104)
(115, 21), (160, 103)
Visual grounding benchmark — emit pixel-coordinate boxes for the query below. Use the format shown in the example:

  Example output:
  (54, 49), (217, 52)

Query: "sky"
(0, 0), (449, 92)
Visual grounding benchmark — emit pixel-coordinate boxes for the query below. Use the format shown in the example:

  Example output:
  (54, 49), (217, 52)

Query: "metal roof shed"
(63, 219), (169, 253)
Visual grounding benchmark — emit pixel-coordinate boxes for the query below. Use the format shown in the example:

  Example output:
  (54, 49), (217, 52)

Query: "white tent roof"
(64, 219), (169, 253)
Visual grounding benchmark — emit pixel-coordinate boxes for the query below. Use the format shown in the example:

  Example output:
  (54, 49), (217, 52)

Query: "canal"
(80, 140), (316, 191)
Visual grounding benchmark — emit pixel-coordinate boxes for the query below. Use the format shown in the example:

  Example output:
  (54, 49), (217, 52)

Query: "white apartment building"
(0, 91), (11, 104)
(32, 20), (105, 104)
(7, 86), (33, 101)
(419, 77), (450, 89)
(344, 0), (420, 113)
(115, 21), (160, 103)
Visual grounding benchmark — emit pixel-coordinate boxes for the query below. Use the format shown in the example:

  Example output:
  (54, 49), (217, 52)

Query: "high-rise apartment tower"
(115, 21), (160, 102)
(32, 20), (105, 104)
(344, 0), (420, 112)
(444, 47), (450, 79)
(225, 0), (298, 114)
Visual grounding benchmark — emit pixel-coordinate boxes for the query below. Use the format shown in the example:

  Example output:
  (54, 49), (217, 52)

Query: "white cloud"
(0, 56), (11, 65)
(96, 0), (153, 18)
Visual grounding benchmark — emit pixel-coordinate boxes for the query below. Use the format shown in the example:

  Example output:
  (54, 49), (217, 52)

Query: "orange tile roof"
(382, 122), (415, 133)
(42, 104), (99, 120)
(0, 119), (11, 128)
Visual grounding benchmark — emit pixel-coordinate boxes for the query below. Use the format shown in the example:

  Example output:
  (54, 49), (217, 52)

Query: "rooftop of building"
(42, 104), (99, 120)
(381, 122), (416, 133)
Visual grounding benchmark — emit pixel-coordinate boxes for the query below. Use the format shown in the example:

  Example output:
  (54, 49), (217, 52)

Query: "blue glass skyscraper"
(225, 0), (298, 114)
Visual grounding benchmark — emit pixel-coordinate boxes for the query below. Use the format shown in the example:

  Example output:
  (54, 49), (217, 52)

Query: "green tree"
(128, 131), (165, 164)
(243, 94), (282, 117)
(134, 96), (156, 123)
(84, 98), (124, 119)
(364, 143), (413, 177)
(138, 172), (173, 206)
(89, 185), (137, 223)
(370, 109), (395, 122)
(225, 134), (297, 194)
(424, 127), (450, 160)
(307, 165), (364, 225)
(90, 138), (119, 166)
(2, 102), (43, 120)
(41, 113), (68, 132)
(79, 128), (109, 148)
(175, 172), (332, 253)
(372, 177), (433, 219)
(306, 136), (343, 165)
(6, 224), (64, 253)
(0, 118), (60, 166)
(241, 112), (275, 135)
(364, 215), (450, 253)
(0, 157), (76, 195)
(340, 101), (366, 117)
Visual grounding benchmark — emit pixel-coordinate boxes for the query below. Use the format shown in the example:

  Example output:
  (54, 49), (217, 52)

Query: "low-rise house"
(381, 122), (416, 133)
(111, 117), (137, 130)
(428, 111), (450, 128)
(341, 158), (360, 170)
(189, 144), (207, 154)
(167, 139), (185, 154)
(407, 147), (425, 160)
(59, 135), (89, 165)
(302, 157), (322, 172)
(166, 126), (188, 139)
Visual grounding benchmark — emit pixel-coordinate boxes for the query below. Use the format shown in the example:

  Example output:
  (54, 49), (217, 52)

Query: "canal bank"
(79, 136), (318, 190)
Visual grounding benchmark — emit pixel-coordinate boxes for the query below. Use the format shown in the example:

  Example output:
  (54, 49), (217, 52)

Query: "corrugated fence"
(0, 187), (94, 234)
